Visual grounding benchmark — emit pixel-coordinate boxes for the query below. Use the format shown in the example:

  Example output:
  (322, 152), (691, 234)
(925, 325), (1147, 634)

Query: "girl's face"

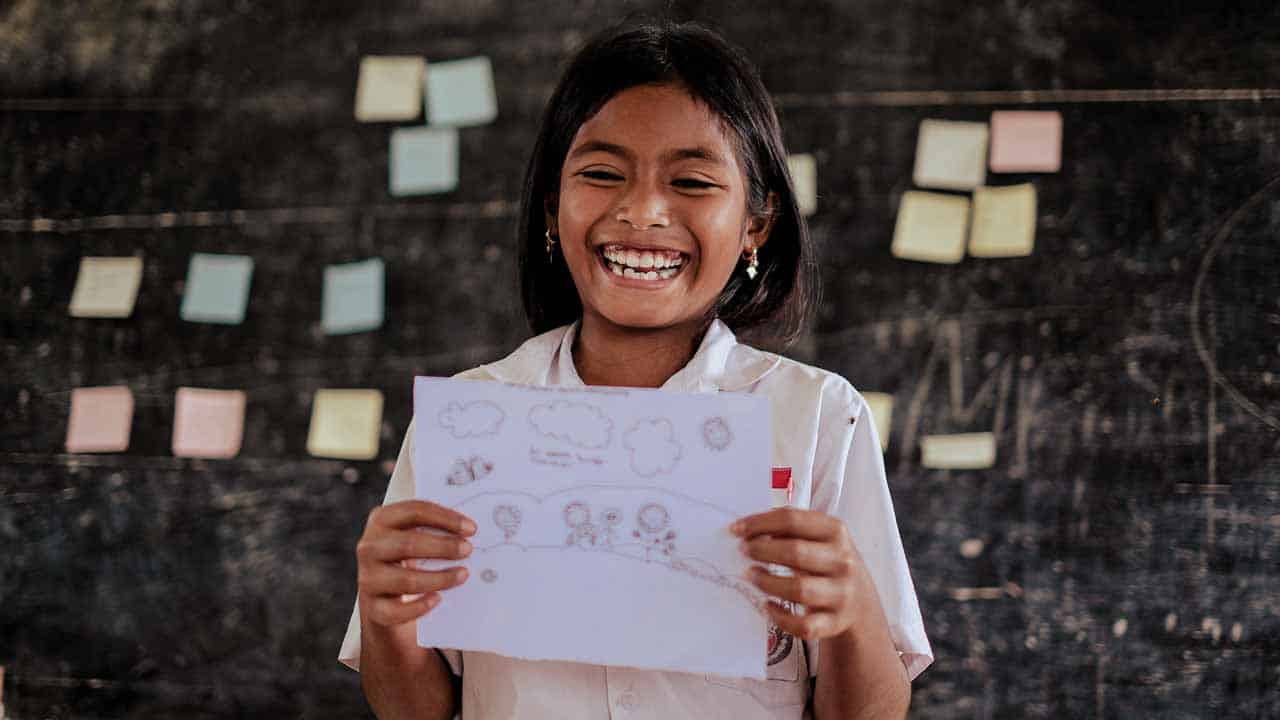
(548, 83), (772, 334)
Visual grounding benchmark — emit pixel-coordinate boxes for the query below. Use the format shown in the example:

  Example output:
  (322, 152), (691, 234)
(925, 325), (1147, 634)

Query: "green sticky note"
(180, 253), (254, 324)
(322, 258), (384, 335)
(426, 56), (498, 127)
(389, 126), (459, 196)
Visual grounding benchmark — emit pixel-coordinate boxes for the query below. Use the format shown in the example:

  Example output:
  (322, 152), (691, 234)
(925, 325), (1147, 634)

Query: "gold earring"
(545, 228), (557, 262)
(744, 247), (760, 280)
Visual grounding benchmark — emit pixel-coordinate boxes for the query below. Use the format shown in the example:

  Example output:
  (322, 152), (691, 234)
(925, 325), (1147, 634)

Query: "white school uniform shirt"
(339, 319), (932, 719)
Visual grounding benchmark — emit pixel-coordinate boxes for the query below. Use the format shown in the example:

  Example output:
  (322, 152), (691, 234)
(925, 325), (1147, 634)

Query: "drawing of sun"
(701, 417), (733, 451)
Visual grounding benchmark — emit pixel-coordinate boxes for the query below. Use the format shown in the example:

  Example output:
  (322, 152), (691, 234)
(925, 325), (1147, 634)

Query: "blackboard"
(3, 1), (1280, 717)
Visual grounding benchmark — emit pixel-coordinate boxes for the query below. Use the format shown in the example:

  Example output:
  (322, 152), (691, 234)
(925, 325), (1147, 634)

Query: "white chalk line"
(776, 87), (1280, 107)
(1, 200), (519, 234)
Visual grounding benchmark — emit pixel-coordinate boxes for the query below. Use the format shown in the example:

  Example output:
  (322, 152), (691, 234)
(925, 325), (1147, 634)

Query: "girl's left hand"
(731, 508), (875, 641)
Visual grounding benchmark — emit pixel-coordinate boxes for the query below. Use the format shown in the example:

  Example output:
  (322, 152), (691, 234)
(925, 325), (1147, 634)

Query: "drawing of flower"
(563, 501), (598, 547)
(702, 416), (733, 451)
(492, 504), (522, 542)
(633, 503), (677, 558)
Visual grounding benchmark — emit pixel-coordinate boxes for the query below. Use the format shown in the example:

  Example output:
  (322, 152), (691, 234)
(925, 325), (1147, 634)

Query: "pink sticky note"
(989, 111), (1063, 173)
(66, 386), (134, 453)
(172, 388), (246, 459)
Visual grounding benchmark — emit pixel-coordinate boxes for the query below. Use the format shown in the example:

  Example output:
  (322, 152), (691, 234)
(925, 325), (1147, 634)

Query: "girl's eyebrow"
(567, 140), (729, 167)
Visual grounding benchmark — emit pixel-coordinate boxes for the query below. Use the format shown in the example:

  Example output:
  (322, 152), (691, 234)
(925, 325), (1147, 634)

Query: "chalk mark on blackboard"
(2, 200), (518, 234)
(775, 87), (1280, 108)
(1189, 173), (1280, 437)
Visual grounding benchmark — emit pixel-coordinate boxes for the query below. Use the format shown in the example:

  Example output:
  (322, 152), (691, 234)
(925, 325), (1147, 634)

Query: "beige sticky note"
(355, 56), (426, 122)
(307, 389), (384, 460)
(970, 184), (1037, 258)
(921, 432), (996, 469)
(172, 388), (246, 459)
(66, 386), (134, 453)
(787, 153), (817, 216)
(913, 119), (989, 191)
(891, 191), (970, 264)
(69, 256), (143, 318)
(861, 392), (894, 452)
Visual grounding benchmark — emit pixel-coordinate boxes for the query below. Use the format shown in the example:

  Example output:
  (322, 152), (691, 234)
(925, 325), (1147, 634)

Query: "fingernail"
(461, 519), (477, 535)
(729, 520), (743, 535)
(456, 567), (469, 582)
(427, 593), (441, 609)
(459, 540), (473, 557)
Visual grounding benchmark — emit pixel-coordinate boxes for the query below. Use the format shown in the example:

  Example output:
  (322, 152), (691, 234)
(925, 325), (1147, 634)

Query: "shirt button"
(617, 692), (639, 710)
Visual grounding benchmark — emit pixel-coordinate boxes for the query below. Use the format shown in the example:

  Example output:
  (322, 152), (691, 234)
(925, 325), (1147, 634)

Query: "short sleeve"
(337, 419), (463, 676)
(807, 384), (933, 680)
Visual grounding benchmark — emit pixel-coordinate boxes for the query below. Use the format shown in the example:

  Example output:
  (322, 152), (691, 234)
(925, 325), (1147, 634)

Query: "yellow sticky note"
(921, 432), (996, 469)
(913, 119), (989, 190)
(69, 256), (143, 318)
(861, 392), (893, 452)
(307, 389), (384, 460)
(970, 183), (1037, 258)
(787, 153), (817, 216)
(355, 56), (426, 122)
(891, 191), (970, 264)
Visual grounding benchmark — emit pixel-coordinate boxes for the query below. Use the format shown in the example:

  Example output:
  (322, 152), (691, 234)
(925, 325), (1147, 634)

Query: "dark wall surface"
(3, 1), (1280, 718)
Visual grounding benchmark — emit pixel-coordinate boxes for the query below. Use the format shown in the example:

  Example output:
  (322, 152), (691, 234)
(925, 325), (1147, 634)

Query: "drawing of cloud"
(623, 418), (682, 477)
(438, 400), (505, 438)
(529, 400), (613, 449)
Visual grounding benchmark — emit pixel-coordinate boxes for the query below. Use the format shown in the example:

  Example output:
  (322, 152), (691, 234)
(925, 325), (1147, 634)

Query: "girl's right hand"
(356, 500), (477, 628)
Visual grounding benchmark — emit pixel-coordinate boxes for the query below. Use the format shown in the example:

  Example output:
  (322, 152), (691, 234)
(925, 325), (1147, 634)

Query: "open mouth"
(598, 244), (687, 281)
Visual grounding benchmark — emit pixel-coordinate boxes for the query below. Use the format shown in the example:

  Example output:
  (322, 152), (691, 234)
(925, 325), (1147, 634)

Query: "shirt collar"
(481, 318), (780, 392)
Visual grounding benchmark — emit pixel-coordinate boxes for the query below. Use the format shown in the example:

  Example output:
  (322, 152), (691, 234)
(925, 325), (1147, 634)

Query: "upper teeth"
(603, 245), (684, 270)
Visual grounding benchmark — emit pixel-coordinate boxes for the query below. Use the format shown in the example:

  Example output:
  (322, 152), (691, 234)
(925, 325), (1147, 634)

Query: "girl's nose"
(615, 180), (670, 229)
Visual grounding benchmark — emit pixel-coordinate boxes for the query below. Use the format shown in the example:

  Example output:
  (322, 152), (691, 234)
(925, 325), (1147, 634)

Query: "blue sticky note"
(389, 126), (459, 196)
(425, 56), (498, 127)
(323, 258), (384, 335)
(180, 253), (254, 324)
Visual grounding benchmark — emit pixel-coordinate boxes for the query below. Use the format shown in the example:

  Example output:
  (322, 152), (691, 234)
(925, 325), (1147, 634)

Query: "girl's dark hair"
(517, 19), (816, 348)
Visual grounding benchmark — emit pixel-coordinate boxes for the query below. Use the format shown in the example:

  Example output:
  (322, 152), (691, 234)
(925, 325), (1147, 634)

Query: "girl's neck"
(572, 314), (708, 388)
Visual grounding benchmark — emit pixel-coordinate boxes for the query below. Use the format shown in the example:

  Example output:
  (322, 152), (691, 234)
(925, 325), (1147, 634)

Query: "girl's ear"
(743, 191), (779, 253)
(544, 192), (560, 235)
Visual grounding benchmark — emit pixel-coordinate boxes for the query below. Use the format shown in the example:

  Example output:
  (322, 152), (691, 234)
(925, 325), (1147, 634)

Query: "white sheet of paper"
(861, 392), (894, 452)
(413, 377), (772, 678)
(787, 153), (817, 216)
(920, 432), (996, 469)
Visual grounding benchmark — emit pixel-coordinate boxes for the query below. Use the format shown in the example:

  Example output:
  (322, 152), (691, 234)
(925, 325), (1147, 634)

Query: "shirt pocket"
(704, 631), (808, 710)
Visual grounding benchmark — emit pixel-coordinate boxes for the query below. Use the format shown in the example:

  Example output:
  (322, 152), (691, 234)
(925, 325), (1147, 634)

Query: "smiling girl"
(340, 20), (931, 719)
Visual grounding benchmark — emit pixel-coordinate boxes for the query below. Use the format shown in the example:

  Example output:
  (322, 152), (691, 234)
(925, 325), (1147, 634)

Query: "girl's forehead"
(569, 83), (738, 161)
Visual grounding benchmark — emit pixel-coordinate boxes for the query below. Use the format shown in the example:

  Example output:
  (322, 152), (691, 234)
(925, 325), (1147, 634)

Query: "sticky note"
(913, 119), (989, 191)
(172, 388), (246, 459)
(989, 111), (1062, 173)
(425, 56), (498, 127)
(69, 256), (143, 318)
(921, 432), (996, 469)
(306, 389), (384, 460)
(322, 258), (384, 335)
(970, 184), (1037, 258)
(355, 55), (426, 122)
(180, 253), (254, 324)
(891, 191), (970, 264)
(389, 126), (459, 196)
(787, 153), (817, 216)
(65, 386), (134, 453)
(861, 392), (893, 452)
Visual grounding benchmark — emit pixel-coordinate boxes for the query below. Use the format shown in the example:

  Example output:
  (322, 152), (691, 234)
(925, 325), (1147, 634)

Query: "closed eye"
(580, 170), (623, 182)
(672, 178), (719, 190)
